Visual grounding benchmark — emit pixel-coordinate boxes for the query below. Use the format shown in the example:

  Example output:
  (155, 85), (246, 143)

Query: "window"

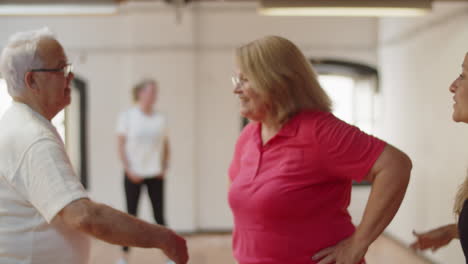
(312, 59), (379, 135)
(319, 75), (354, 124)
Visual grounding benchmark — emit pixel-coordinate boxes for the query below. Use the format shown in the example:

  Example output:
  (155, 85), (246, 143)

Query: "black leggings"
(122, 173), (166, 252)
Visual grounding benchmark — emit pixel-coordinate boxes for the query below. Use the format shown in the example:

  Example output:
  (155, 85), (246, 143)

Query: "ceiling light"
(0, 4), (117, 16)
(259, 0), (432, 17)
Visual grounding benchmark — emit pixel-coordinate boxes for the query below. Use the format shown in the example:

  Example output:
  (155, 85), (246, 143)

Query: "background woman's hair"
(132, 79), (157, 102)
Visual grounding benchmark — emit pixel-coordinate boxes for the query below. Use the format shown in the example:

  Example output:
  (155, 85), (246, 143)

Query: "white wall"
(0, 2), (378, 232)
(378, 2), (468, 263)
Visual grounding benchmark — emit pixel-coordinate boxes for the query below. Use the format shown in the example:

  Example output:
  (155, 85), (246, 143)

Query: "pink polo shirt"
(228, 110), (386, 264)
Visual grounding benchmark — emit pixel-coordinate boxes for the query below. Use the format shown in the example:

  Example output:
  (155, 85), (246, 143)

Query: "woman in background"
(116, 79), (170, 264)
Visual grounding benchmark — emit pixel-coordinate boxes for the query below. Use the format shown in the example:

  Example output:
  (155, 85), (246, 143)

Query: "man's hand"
(162, 230), (189, 264)
(313, 235), (367, 264)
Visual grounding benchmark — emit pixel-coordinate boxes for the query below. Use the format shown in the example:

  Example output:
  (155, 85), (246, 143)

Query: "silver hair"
(0, 27), (56, 98)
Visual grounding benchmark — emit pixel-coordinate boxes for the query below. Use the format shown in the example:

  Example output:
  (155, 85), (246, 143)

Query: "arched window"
(311, 59), (379, 135)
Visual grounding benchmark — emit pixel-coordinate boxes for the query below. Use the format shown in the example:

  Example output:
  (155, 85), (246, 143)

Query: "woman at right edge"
(228, 35), (412, 264)
(411, 52), (468, 263)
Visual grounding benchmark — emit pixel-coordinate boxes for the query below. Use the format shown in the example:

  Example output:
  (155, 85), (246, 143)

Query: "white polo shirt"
(0, 102), (90, 264)
(117, 107), (168, 177)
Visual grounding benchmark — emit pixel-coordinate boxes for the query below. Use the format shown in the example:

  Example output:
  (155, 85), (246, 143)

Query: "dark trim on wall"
(311, 59), (377, 76)
(310, 59), (380, 92)
(72, 77), (88, 189)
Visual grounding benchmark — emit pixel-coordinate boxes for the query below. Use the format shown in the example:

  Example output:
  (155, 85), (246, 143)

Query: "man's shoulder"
(0, 108), (57, 156)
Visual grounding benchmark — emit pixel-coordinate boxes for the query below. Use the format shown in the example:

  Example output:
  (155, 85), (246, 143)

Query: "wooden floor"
(89, 233), (433, 264)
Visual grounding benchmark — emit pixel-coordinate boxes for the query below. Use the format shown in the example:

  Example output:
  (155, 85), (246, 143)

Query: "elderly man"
(0, 28), (188, 264)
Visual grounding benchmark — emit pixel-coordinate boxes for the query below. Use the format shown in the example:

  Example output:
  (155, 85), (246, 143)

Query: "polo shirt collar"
(12, 101), (50, 123)
(254, 111), (302, 146)
(12, 101), (60, 138)
(276, 111), (302, 138)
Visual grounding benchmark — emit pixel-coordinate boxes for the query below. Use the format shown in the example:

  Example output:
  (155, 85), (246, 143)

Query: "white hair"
(0, 27), (56, 98)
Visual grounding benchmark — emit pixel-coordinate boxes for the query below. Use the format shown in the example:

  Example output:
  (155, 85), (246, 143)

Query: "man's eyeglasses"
(30, 64), (73, 78)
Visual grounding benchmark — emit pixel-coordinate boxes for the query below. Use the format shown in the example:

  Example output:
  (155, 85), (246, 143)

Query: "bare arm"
(117, 135), (130, 171)
(410, 224), (459, 251)
(162, 136), (170, 175)
(59, 198), (188, 263)
(354, 144), (412, 246)
(356, 145), (412, 245)
(314, 144), (412, 264)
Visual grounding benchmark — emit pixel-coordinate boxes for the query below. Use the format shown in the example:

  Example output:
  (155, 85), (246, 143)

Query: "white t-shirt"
(117, 107), (168, 177)
(0, 102), (90, 264)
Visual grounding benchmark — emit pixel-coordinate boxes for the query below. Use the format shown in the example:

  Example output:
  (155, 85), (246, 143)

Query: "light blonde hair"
(132, 79), (157, 103)
(453, 53), (468, 215)
(235, 35), (332, 125)
(454, 174), (468, 215)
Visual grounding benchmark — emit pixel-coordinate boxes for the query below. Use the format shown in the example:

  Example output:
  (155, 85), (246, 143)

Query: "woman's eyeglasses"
(231, 76), (246, 88)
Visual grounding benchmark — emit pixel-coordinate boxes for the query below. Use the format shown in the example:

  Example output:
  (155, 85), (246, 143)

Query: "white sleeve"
(116, 111), (128, 135)
(17, 138), (88, 223)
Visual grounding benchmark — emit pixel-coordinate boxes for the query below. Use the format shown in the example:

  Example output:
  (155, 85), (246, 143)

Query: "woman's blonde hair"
(132, 79), (157, 103)
(235, 35), (332, 125)
(453, 53), (468, 215)
(454, 174), (468, 215)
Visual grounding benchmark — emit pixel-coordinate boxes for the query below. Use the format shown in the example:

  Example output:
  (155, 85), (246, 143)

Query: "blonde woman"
(411, 53), (468, 262)
(228, 36), (412, 264)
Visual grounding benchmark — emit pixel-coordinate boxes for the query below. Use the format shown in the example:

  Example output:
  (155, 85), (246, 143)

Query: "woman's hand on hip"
(312, 234), (368, 264)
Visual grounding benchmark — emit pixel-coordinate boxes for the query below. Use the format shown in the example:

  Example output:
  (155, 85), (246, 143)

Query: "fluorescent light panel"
(259, 0), (432, 17)
(0, 4), (117, 15)
(259, 7), (429, 17)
